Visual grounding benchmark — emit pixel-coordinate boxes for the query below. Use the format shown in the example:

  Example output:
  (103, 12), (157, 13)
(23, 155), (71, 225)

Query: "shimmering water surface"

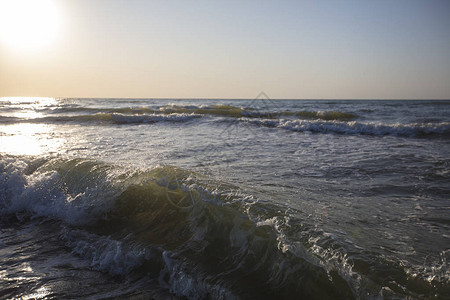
(0, 97), (449, 299)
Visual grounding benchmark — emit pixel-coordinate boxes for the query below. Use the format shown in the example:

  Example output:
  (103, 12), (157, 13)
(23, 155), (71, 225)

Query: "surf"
(0, 155), (355, 299)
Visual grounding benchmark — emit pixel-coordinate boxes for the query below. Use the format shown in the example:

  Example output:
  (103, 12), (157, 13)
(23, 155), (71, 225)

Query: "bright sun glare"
(0, 0), (61, 51)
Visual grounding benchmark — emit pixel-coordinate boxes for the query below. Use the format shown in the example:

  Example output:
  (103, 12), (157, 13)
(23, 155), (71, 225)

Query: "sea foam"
(245, 118), (450, 137)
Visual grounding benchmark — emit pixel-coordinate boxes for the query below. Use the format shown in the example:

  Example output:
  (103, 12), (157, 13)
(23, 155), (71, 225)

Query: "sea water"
(0, 97), (449, 299)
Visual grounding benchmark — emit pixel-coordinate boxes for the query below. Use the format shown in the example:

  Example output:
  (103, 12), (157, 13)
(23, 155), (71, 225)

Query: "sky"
(0, 0), (449, 99)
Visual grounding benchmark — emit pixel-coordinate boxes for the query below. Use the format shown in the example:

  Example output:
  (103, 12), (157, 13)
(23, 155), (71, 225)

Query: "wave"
(109, 113), (202, 124)
(279, 110), (357, 121)
(1, 155), (447, 298)
(0, 155), (355, 299)
(1, 102), (359, 124)
(0, 116), (21, 124)
(159, 104), (358, 121)
(245, 118), (450, 137)
(1, 111), (448, 139)
(48, 104), (254, 118)
(160, 104), (245, 118)
(0, 113), (202, 125)
(47, 106), (160, 115)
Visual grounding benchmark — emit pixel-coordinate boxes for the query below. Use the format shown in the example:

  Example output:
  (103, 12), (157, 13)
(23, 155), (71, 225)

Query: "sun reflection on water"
(0, 263), (52, 300)
(0, 97), (64, 156)
(21, 286), (52, 300)
(0, 96), (57, 105)
(0, 123), (64, 156)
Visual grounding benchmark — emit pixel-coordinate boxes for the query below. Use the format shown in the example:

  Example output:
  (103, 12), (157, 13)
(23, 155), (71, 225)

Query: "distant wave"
(2, 111), (448, 138)
(1, 103), (359, 122)
(160, 104), (358, 121)
(0, 113), (202, 125)
(0, 116), (21, 124)
(1, 111), (448, 139)
(278, 110), (357, 121)
(109, 113), (202, 124)
(245, 118), (450, 137)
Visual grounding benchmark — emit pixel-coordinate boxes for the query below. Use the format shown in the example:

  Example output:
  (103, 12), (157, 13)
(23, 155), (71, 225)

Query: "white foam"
(0, 157), (120, 225)
(63, 229), (152, 275)
(246, 118), (450, 137)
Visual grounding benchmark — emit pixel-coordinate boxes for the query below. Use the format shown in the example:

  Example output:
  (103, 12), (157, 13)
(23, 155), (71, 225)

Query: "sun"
(0, 0), (61, 52)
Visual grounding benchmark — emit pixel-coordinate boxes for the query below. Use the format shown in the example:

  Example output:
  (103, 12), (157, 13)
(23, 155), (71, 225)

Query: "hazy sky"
(1, 0), (449, 99)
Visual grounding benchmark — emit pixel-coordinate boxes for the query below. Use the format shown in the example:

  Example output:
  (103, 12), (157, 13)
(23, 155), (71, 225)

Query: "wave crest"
(246, 118), (450, 137)
(0, 155), (353, 299)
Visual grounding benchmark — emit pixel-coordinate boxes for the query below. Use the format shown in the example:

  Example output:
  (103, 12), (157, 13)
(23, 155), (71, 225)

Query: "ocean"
(0, 97), (449, 299)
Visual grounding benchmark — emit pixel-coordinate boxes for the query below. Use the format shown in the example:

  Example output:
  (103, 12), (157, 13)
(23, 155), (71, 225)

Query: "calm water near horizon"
(0, 97), (449, 299)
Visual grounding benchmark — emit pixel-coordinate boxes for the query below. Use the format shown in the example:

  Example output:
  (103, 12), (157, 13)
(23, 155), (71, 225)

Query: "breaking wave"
(0, 113), (202, 125)
(0, 155), (354, 299)
(1, 155), (447, 298)
(0, 103), (360, 125)
(245, 118), (450, 137)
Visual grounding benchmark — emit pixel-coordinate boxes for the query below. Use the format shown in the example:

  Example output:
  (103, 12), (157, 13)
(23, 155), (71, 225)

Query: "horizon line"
(1, 96), (450, 101)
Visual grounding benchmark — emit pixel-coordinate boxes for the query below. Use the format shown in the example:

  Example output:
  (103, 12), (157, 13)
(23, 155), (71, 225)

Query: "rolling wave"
(0, 116), (21, 124)
(280, 110), (357, 120)
(1, 108), (447, 138)
(0, 113), (202, 125)
(1, 103), (360, 123)
(245, 118), (450, 137)
(1, 112), (448, 138)
(138, 104), (358, 120)
(1, 155), (446, 298)
(0, 155), (353, 299)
